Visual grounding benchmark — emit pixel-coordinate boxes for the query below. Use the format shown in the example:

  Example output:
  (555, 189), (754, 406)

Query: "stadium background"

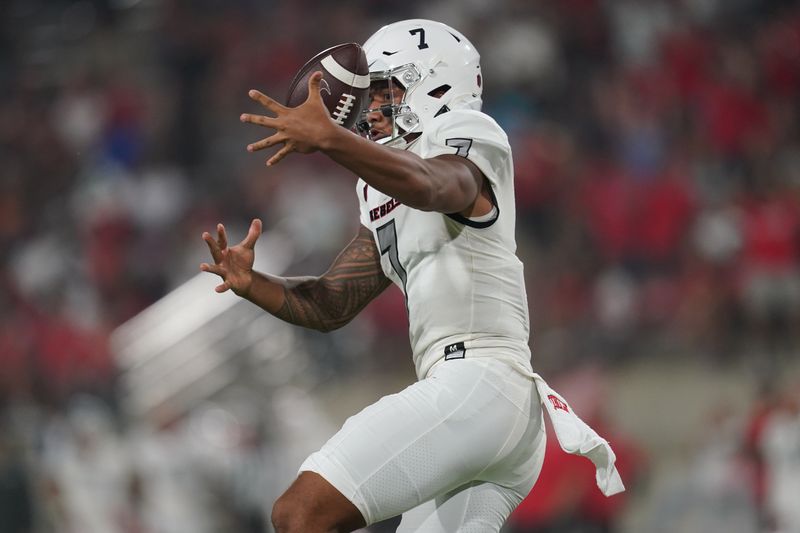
(1, 0), (799, 531)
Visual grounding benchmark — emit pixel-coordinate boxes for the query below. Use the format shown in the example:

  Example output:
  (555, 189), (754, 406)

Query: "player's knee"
(272, 472), (365, 533)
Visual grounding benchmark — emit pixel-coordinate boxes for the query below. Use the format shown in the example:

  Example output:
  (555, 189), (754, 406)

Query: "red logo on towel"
(547, 394), (569, 412)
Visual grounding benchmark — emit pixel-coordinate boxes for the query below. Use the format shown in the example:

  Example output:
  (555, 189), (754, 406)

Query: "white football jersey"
(357, 110), (531, 379)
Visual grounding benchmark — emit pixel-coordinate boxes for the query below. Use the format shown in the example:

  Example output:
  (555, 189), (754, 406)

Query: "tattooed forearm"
(274, 225), (391, 332)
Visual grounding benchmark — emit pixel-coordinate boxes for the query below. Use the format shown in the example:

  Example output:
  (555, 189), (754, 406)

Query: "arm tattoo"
(275, 225), (391, 332)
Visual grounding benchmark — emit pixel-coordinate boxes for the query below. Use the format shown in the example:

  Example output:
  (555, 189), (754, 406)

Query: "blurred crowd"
(1, 0), (800, 532)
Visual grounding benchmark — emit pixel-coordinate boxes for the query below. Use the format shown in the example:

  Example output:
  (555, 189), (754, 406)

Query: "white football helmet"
(359, 19), (482, 144)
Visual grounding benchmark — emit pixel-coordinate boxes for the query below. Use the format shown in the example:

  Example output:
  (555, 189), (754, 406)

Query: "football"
(285, 42), (370, 130)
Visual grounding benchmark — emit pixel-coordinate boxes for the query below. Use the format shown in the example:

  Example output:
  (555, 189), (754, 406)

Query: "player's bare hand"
(200, 219), (262, 297)
(241, 72), (337, 166)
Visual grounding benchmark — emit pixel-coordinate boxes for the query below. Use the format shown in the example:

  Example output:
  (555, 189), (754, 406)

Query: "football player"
(202, 19), (623, 533)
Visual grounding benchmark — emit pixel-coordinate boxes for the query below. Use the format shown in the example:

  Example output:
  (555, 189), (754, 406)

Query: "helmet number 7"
(409, 28), (429, 50)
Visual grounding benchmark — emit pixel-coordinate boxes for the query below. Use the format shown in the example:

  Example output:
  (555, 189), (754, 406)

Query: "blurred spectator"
(759, 381), (800, 533)
(645, 406), (759, 533)
(735, 182), (800, 354)
(40, 395), (131, 533)
(0, 430), (33, 533)
(742, 378), (783, 531)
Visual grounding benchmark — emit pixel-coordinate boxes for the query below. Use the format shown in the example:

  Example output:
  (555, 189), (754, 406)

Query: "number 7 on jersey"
(376, 219), (408, 294)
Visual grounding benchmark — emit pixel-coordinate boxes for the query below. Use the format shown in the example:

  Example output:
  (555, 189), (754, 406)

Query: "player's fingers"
(248, 90), (285, 113)
(200, 262), (224, 277)
(306, 71), (324, 103)
(202, 231), (223, 263)
(217, 223), (228, 250)
(240, 113), (280, 128)
(241, 218), (262, 250)
(215, 281), (231, 293)
(247, 133), (287, 152)
(267, 144), (295, 166)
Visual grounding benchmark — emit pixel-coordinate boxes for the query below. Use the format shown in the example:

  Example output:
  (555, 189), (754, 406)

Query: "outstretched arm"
(201, 220), (390, 332)
(240, 72), (485, 215)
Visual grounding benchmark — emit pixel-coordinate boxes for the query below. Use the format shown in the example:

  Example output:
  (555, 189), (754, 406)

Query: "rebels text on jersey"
(357, 110), (532, 379)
